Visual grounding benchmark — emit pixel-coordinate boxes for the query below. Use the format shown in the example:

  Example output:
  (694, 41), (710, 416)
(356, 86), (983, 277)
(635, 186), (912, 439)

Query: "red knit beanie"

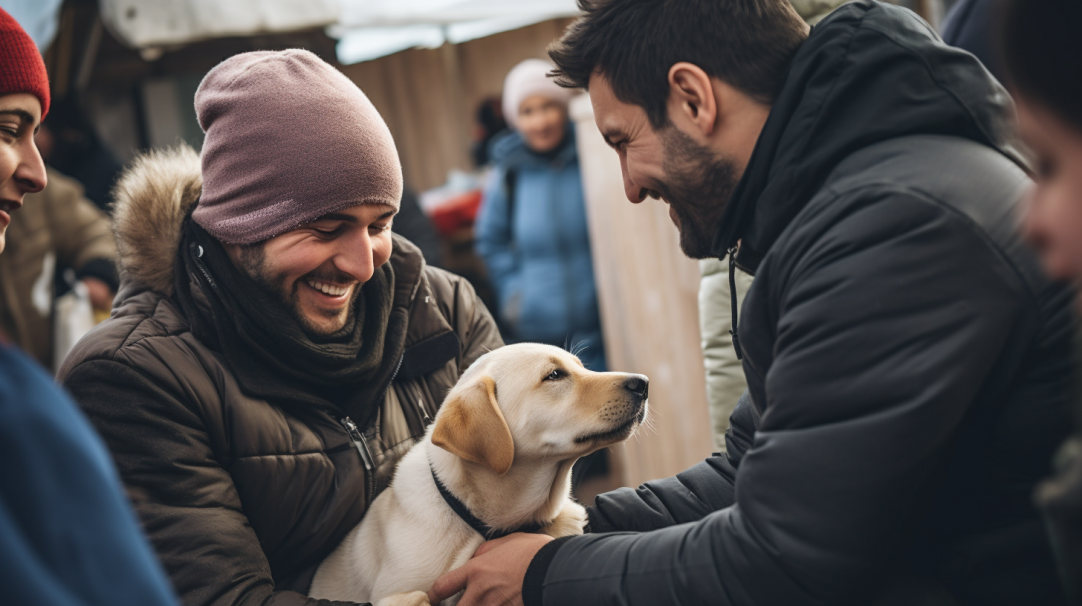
(0, 7), (50, 119)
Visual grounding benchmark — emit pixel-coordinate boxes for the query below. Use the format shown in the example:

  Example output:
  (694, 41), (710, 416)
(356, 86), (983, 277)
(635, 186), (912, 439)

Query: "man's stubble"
(658, 127), (742, 260)
(235, 244), (360, 339)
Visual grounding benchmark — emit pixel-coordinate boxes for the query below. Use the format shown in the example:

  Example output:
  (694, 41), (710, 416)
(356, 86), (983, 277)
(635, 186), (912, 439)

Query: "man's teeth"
(307, 280), (350, 296)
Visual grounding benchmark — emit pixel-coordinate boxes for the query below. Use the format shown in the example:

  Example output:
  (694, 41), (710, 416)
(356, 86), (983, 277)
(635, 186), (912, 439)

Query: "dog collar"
(429, 466), (545, 540)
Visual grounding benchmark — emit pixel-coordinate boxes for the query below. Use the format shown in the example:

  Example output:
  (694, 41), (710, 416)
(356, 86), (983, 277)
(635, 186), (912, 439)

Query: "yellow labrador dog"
(309, 343), (649, 606)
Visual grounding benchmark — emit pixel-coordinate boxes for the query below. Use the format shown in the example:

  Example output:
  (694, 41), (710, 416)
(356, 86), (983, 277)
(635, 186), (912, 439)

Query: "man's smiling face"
(227, 203), (396, 337)
(589, 72), (742, 259)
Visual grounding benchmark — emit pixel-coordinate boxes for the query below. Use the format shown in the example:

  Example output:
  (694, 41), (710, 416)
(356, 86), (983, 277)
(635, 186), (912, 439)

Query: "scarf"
(173, 218), (408, 422)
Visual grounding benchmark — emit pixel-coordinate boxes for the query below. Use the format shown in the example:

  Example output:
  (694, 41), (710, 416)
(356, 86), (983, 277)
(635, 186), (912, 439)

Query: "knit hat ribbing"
(0, 7), (50, 119)
(193, 49), (402, 245)
(501, 59), (573, 130)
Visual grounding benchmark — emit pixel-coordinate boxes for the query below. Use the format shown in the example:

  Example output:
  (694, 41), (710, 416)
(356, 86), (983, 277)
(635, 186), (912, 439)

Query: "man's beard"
(234, 245), (360, 338)
(656, 127), (741, 259)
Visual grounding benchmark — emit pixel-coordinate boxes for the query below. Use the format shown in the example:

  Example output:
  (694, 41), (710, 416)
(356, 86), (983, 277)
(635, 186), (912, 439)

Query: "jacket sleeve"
(586, 390), (755, 534)
(63, 358), (362, 606)
(0, 347), (179, 606)
(536, 189), (1031, 605)
(474, 169), (521, 315)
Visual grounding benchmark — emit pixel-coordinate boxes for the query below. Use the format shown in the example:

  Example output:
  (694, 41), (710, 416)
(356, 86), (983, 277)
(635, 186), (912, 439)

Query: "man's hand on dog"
(428, 533), (553, 606)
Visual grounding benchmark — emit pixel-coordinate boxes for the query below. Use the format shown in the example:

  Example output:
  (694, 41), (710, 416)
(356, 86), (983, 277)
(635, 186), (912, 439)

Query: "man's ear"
(667, 62), (718, 136)
(432, 376), (514, 475)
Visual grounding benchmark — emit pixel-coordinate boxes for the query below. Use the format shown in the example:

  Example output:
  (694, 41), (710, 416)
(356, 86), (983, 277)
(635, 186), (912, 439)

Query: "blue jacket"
(475, 125), (606, 370)
(0, 344), (178, 605)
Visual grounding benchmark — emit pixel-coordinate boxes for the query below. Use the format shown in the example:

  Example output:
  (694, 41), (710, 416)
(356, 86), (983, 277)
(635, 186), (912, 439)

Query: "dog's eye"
(544, 368), (567, 382)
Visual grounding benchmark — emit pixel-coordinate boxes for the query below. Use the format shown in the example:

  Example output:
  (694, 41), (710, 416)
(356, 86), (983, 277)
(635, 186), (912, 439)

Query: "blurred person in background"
(59, 49), (501, 606)
(432, 1), (1074, 605)
(472, 96), (508, 168)
(0, 149), (118, 370)
(476, 59), (607, 373)
(1002, 0), (1082, 601)
(34, 96), (123, 212)
(0, 7), (179, 605)
(392, 188), (443, 268)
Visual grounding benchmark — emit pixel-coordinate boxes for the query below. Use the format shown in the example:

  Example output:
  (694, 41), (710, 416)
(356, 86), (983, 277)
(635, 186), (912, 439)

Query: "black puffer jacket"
(528, 3), (1074, 605)
(58, 146), (504, 606)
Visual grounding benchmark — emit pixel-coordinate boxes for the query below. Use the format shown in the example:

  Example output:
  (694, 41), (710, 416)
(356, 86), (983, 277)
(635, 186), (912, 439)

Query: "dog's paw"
(542, 500), (587, 538)
(375, 590), (431, 606)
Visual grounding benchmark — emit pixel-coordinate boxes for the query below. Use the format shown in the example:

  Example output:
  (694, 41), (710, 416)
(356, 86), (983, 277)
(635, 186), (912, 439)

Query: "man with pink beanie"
(60, 49), (502, 606)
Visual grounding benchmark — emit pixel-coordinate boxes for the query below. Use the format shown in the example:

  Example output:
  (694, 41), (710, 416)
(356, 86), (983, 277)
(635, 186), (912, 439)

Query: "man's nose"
(16, 139), (47, 194)
(333, 230), (376, 283)
(620, 156), (646, 204)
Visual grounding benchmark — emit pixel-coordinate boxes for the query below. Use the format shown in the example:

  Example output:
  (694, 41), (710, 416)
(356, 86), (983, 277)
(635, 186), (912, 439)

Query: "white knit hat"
(501, 59), (574, 129)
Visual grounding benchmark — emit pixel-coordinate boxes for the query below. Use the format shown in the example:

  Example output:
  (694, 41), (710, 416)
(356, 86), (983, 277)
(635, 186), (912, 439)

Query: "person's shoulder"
(489, 130), (530, 167)
(819, 135), (1028, 226)
(0, 345), (63, 404)
(58, 287), (196, 380)
(421, 266), (478, 302)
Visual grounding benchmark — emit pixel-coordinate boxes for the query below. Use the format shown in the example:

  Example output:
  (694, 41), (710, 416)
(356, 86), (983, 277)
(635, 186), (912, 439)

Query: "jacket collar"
(712, 0), (1025, 273)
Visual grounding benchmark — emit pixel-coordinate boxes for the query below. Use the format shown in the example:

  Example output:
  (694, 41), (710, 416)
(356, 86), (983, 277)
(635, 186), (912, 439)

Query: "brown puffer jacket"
(58, 147), (503, 606)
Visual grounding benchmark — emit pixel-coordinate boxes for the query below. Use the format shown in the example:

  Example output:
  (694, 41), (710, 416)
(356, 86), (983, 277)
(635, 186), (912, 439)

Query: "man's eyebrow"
(0, 109), (35, 125)
(313, 209), (396, 223)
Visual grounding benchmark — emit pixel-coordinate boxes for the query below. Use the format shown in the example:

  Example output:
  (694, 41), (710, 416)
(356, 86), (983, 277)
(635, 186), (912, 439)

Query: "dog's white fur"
(310, 343), (649, 606)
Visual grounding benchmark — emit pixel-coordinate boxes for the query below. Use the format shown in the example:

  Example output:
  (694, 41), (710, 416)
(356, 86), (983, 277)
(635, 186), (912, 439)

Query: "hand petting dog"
(429, 533), (552, 606)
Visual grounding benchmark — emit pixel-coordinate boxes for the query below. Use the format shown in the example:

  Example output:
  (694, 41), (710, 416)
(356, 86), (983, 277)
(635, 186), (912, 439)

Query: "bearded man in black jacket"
(428, 1), (1076, 605)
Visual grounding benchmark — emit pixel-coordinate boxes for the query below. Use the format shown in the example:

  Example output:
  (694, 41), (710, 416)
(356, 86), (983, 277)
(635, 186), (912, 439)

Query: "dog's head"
(431, 343), (649, 474)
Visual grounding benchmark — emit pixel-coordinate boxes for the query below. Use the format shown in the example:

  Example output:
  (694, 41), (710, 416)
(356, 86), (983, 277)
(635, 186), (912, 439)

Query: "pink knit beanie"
(193, 49), (402, 244)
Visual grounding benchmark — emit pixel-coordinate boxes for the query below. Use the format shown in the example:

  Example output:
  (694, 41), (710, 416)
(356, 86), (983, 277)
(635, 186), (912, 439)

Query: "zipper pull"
(340, 416), (375, 471)
(728, 246), (743, 361)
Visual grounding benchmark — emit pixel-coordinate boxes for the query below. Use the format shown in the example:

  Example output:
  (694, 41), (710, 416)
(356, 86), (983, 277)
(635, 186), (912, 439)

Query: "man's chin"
(303, 315), (350, 337)
(670, 211), (715, 259)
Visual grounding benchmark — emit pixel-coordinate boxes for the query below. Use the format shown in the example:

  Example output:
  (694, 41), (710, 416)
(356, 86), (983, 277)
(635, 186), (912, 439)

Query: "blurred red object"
(430, 189), (482, 237)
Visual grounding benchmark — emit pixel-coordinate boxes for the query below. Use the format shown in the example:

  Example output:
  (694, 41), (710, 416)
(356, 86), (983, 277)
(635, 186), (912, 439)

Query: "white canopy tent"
(97, 0), (579, 64)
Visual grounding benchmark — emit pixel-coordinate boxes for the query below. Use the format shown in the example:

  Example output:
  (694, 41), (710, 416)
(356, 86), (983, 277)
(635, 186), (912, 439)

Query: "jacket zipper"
(339, 416), (375, 471)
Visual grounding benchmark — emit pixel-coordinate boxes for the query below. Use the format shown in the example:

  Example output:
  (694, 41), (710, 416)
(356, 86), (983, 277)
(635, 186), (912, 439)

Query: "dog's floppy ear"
(432, 376), (514, 475)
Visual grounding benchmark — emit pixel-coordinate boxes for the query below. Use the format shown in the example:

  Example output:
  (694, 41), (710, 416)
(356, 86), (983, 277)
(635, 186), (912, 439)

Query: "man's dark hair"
(1000, 0), (1082, 132)
(549, 0), (809, 128)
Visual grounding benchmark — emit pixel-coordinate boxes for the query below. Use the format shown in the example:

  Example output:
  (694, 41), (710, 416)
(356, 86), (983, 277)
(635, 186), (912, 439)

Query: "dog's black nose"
(623, 375), (649, 398)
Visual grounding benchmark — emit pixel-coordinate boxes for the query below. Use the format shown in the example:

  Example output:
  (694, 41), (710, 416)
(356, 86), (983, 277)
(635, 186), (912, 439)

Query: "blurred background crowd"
(0, 0), (992, 500)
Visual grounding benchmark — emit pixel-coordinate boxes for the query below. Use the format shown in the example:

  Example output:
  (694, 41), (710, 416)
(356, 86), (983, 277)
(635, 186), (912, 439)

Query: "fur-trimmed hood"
(111, 144), (202, 297)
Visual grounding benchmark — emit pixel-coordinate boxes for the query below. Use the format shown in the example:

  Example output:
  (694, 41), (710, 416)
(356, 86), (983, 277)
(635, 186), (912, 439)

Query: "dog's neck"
(426, 441), (576, 534)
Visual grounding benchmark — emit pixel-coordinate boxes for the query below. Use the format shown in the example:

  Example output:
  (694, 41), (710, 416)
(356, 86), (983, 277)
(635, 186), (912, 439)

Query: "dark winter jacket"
(58, 147), (503, 606)
(526, 3), (1074, 605)
(475, 125), (606, 370)
(0, 344), (178, 606)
